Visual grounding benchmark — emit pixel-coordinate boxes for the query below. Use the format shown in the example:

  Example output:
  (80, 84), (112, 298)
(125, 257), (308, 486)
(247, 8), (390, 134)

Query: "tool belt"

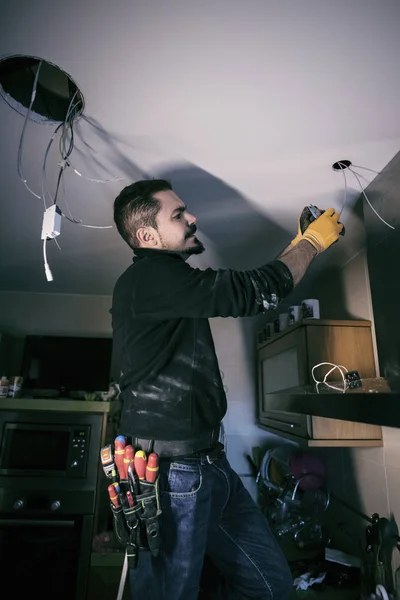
(134, 425), (221, 459)
(100, 426), (221, 570)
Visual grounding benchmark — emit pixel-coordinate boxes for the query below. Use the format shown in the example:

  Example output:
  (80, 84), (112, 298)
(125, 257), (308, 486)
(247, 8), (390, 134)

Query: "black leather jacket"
(111, 248), (293, 440)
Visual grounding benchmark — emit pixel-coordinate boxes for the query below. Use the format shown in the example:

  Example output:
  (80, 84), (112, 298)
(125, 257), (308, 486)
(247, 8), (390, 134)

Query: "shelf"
(262, 392), (400, 429)
(0, 398), (111, 413)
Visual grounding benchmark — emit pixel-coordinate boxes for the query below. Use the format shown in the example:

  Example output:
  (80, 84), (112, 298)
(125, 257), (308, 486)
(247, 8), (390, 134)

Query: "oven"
(0, 408), (104, 600)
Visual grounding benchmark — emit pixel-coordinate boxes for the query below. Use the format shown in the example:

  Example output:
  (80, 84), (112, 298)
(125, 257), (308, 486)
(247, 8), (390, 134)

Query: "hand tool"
(108, 484), (120, 508)
(145, 453), (159, 483)
(100, 444), (119, 483)
(114, 435), (126, 479)
(123, 444), (135, 480)
(128, 464), (140, 495)
(134, 450), (147, 480)
(126, 491), (134, 508)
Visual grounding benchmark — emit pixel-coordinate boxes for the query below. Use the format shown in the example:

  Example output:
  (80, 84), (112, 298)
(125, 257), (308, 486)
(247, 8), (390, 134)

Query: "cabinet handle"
(266, 417), (299, 429)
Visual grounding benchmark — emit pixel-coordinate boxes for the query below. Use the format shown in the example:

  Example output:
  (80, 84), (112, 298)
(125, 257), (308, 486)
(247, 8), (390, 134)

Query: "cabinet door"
(258, 327), (310, 435)
(258, 327), (308, 399)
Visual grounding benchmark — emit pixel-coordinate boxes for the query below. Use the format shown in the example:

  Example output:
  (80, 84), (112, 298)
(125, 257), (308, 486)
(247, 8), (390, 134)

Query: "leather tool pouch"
(110, 478), (162, 569)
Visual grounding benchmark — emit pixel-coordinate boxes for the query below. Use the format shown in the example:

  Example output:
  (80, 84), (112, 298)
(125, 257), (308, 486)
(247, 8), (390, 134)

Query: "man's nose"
(187, 212), (196, 226)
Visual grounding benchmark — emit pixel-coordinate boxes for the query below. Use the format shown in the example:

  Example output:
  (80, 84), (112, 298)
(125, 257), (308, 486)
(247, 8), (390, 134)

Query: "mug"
(301, 299), (320, 319)
(279, 313), (289, 331)
(288, 305), (301, 325)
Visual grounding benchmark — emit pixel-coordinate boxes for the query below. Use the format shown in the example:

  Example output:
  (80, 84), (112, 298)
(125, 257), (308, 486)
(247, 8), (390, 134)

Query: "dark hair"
(113, 179), (172, 249)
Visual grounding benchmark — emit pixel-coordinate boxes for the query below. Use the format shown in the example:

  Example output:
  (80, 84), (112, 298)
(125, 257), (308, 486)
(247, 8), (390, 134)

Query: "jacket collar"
(132, 247), (187, 261)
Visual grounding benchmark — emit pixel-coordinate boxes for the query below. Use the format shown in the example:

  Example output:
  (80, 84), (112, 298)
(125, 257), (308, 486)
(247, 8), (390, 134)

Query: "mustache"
(185, 225), (197, 239)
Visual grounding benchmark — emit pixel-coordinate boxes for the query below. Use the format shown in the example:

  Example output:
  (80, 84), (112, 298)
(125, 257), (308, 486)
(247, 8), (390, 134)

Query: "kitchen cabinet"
(257, 319), (383, 447)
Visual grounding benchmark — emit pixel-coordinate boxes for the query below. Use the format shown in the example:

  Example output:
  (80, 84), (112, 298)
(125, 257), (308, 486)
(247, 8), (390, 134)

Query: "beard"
(184, 235), (205, 255)
(159, 226), (205, 256)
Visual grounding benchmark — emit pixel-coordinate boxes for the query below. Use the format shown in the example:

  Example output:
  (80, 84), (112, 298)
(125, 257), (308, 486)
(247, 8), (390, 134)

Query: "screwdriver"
(108, 484), (120, 508)
(145, 453), (159, 483)
(134, 450), (147, 480)
(123, 445), (135, 480)
(114, 436), (126, 479)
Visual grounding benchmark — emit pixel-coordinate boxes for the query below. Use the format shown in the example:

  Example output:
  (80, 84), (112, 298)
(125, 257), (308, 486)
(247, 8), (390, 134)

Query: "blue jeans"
(129, 449), (293, 600)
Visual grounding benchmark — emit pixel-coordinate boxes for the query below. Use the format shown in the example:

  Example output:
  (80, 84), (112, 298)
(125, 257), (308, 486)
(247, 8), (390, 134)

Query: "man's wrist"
(297, 239), (318, 257)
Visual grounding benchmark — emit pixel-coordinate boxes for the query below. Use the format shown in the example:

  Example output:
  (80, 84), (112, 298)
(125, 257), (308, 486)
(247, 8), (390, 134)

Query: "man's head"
(113, 179), (205, 255)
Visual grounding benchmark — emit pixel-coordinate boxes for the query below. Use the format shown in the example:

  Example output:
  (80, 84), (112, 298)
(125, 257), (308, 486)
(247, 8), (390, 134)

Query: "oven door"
(0, 514), (93, 600)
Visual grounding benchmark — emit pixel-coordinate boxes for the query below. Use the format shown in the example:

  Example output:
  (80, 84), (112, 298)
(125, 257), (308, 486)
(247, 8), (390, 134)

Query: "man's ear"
(136, 227), (158, 247)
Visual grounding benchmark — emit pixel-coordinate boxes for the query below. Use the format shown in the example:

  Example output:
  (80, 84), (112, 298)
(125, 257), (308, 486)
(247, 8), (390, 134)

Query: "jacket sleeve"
(133, 255), (293, 319)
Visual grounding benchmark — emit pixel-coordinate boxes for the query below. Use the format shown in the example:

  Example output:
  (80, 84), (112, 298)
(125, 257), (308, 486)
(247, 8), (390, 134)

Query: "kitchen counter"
(0, 398), (110, 413)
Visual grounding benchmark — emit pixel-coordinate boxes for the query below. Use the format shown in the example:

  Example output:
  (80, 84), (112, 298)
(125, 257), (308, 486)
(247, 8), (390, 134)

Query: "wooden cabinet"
(257, 319), (383, 447)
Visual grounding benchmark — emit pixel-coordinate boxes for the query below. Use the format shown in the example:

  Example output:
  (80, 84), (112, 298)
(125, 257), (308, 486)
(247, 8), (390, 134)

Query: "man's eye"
(174, 214), (182, 220)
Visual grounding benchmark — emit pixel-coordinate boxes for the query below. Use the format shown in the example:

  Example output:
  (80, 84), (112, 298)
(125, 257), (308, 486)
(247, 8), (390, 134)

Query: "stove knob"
(50, 500), (61, 511)
(71, 461), (78, 468)
(13, 499), (24, 511)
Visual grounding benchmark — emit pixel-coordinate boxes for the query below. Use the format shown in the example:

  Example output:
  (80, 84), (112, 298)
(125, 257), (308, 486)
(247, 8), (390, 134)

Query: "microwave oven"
(0, 409), (102, 488)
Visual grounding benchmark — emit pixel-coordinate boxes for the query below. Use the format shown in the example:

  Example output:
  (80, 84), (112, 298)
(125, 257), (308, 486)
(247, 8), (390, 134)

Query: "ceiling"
(0, 0), (399, 295)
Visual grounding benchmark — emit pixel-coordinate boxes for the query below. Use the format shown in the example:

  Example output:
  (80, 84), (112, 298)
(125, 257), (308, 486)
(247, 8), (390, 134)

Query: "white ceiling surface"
(0, 0), (400, 295)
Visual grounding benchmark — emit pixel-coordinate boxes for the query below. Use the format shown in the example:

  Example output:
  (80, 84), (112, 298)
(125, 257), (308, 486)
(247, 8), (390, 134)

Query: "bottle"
(0, 375), (9, 398)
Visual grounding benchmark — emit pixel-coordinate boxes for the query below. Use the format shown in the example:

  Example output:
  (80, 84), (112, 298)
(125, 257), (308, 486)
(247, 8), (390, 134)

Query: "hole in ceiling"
(0, 55), (84, 124)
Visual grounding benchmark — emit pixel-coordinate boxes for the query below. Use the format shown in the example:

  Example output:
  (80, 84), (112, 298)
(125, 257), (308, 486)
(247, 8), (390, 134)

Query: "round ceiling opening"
(0, 55), (84, 124)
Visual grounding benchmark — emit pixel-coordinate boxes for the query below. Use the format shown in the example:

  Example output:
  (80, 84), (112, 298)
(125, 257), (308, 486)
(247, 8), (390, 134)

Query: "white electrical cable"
(17, 60), (43, 199)
(351, 164), (381, 176)
(43, 239), (53, 282)
(116, 551), (128, 600)
(312, 362), (348, 394)
(375, 584), (390, 600)
(337, 162), (348, 216)
(66, 160), (125, 184)
(349, 167), (395, 230)
(41, 123), (64, 208)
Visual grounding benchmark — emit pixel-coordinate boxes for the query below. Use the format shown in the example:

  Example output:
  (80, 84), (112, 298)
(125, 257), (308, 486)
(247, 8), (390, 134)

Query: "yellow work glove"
(290, 206), (323, 247)
(302, 208), (344, 254)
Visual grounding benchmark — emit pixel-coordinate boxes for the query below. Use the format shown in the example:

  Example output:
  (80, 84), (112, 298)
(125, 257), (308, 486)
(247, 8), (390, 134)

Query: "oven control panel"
(67, 428), (90, 477)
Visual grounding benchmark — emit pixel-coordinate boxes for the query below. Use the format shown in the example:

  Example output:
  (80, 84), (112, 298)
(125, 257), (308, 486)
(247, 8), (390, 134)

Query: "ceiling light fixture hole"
(0, 54), (84, 124)
(332, 159), (352, 171)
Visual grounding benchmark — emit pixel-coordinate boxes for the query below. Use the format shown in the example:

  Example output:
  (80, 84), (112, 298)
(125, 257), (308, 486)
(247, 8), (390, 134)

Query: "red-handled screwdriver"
(108, 484), (120, 508)
(114, 436), (126, 479)
(123, 445), (135, 480)
(126, 490), (134, 507)
(134, 450), (147, 480)
(145, 453), (159, 483)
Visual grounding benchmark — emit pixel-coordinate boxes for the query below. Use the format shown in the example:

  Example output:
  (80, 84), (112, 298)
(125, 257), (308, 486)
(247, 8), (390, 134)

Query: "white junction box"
(41, 205), (62, 239)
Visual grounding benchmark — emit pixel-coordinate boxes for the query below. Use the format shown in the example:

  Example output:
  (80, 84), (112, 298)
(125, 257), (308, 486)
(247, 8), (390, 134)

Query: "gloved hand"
(302, 208), (344, 253)
(290, 206), (323, 247)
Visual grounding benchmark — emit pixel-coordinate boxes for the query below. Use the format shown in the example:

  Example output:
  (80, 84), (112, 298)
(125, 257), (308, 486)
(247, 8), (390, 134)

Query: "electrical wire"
(311, 362), (348, 394)
(351, 164), (382, 176)
(41, 123), (64, 208)
(61, 212), (113, 229)
(349, 167), (395, 230)
(17, 60), (43, 200)
(43, 239), (53, 282)
(337, 162), (348, 216)
(65, 161), (125, 183)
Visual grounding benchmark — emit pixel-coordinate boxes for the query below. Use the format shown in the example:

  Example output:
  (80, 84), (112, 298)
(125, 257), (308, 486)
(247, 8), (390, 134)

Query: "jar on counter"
(8, 376), (23, 398)
(0, 375), (9, 398)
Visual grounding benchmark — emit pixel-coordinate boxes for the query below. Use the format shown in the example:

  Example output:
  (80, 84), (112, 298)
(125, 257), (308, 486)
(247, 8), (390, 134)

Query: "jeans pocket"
(161, 462), (202, 498)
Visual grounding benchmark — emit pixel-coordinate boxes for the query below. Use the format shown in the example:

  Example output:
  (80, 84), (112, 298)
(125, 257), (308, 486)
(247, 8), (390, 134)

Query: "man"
(111, 179), (343, 600)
